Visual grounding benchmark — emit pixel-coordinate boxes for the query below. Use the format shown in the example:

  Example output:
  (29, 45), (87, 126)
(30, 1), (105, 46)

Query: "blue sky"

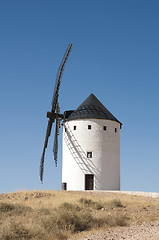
(0, 0), (159, 193)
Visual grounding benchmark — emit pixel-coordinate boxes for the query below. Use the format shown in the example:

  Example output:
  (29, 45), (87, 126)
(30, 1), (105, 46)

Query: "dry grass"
(0, 191), (159, 240)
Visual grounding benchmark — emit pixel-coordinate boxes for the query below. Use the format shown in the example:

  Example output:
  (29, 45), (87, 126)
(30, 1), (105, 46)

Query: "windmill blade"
(51, 43), (72, 112)
(40, 120), (52, 182)
(53, 103), (60, 166)
(40, 43), (72, 183)
(53, 127), (58, 167)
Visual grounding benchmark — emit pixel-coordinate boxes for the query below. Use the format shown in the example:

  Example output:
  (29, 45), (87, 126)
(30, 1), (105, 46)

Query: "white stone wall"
(62, 119), (120, 190)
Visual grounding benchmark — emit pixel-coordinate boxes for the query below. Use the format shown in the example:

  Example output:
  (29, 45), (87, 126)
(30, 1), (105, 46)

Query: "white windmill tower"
(40, 44), (122, 191)
(62, 93), (122, 191)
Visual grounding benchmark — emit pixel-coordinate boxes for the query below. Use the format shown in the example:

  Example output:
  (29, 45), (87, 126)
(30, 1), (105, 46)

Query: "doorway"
(85, 174), (94, 190)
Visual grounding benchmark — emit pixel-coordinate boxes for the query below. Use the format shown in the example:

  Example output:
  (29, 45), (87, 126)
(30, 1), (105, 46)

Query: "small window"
(88, 125), (91, 130)
(103, 126), (107, 131)
(115, 128), (117, 133)
(65, 127), (67, 132)
(74, 126), (76, 130)
(87, 152), (92, 158)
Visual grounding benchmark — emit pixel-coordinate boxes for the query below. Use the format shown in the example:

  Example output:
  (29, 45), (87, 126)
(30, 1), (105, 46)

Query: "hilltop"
(0, 191), (159, 240)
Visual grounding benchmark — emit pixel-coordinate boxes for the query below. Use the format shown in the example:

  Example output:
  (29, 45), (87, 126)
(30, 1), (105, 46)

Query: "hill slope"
(0, 191), (159, 240)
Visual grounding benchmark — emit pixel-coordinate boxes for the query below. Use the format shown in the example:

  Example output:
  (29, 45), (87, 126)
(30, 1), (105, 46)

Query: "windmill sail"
(40, 43), (72, 183)
(52, 43), (72, 111)
(53, 102), (60, 166)
(40, 120), (52, 182)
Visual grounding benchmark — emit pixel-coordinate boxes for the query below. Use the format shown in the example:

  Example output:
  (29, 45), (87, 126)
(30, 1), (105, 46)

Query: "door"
(85, 174), (94, 190)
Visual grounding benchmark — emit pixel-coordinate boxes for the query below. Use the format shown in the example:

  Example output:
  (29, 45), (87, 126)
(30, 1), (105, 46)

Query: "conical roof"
(64, 93), (122, 126)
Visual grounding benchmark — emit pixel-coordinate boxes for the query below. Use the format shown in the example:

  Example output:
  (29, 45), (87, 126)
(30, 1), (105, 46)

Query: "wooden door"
(85, 174), (94, 190)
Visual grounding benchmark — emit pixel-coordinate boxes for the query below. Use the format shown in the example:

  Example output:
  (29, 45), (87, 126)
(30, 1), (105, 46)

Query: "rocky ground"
(80, 191), (159, 240)
(1, 191), (159, 240)
(81, 221), (159, 240)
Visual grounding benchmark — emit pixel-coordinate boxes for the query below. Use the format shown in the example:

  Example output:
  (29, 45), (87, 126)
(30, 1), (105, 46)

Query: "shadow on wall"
(63, 122), (101, 190)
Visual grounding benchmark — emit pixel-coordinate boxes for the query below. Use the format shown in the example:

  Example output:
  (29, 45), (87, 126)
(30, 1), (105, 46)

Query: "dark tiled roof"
(64, 93), (122, 127)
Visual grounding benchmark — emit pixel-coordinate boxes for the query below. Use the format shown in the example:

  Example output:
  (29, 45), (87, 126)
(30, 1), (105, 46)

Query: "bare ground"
(79, 191), (159, 240)
(79, 221), (159, 240)
(1, 190), (159, 240)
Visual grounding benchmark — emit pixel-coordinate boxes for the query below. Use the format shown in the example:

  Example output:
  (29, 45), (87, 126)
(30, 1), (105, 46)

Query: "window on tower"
(115, 128), (117, 133)
(74, 126), (76, 130)
(88, 125), (91, 130)
(103, 126), (107, 131)
(87, 152), (92, 158)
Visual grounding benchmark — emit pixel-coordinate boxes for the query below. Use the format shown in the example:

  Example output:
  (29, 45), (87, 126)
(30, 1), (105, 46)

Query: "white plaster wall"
(62, 119), (120, 190)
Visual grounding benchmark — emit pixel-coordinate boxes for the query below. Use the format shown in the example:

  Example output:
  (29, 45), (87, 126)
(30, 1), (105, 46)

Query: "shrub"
(108, 213), (127, 227)
(115, 215), (127, 226)
(0, 222), (31, 240)
(42, 202), (95, 233)
(60, 202), (81, 212)
(56, 210), (93, 232)
(0, 202), (31, 216)
(79, 198), (104, 210)
(0, 203), (15, 213)
(42, 209), (93, 233)
(93, 213), (127, 228)
(108, 199), (124, 208)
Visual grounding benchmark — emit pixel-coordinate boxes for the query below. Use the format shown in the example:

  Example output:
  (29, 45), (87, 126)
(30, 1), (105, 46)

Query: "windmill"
(40, 43), (72, 183)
